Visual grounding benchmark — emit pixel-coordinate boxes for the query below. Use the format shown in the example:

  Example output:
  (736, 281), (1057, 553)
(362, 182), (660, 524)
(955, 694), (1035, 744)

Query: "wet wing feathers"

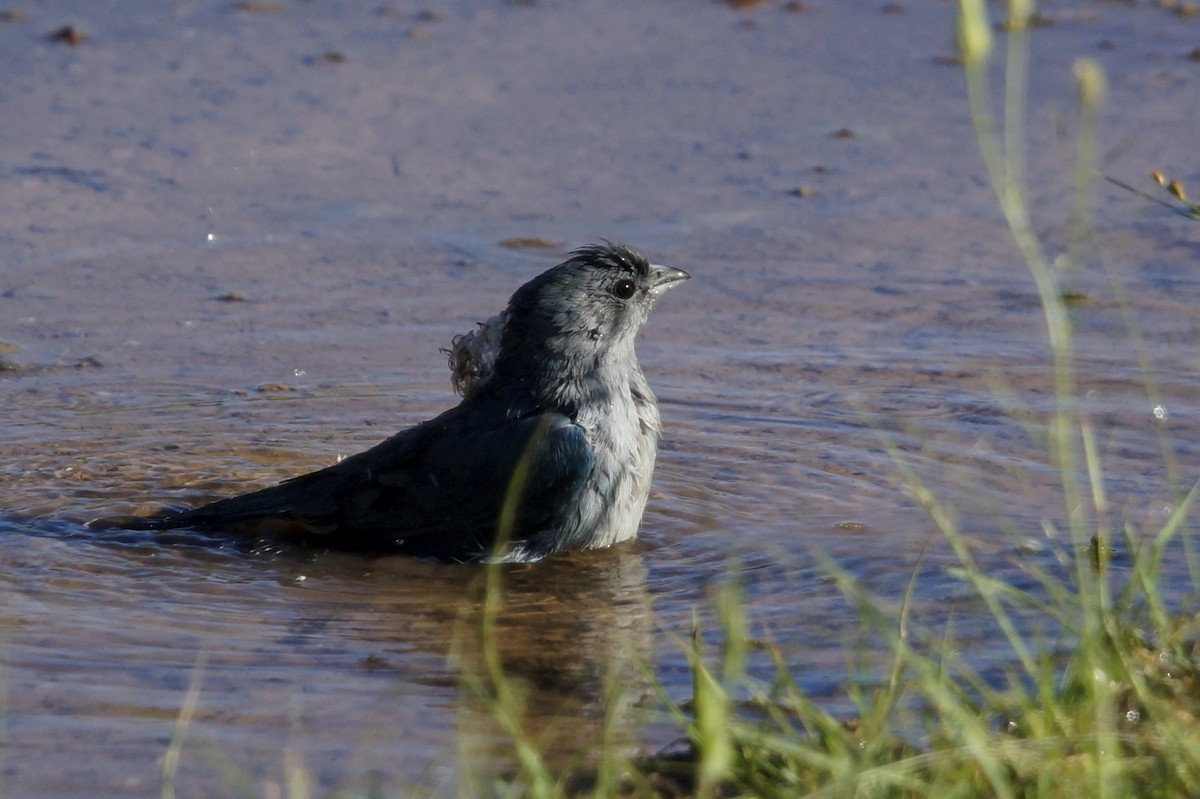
(157, 406), (593, 559)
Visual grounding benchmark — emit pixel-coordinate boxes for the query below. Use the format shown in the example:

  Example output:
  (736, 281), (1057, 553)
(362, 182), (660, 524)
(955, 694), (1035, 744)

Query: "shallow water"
(3, 0), (1200, 795)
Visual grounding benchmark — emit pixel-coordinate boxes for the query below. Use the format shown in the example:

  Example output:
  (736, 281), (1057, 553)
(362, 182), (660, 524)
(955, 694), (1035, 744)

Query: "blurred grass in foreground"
(481, 1), (1199, 796)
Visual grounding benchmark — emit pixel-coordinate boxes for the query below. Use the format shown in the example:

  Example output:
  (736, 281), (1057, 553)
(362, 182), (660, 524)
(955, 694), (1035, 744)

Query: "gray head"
(485, 243), (689, 395)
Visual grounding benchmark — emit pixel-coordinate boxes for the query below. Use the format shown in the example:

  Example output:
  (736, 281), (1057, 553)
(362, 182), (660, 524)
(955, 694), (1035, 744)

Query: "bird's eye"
(611, 279), (637, 300)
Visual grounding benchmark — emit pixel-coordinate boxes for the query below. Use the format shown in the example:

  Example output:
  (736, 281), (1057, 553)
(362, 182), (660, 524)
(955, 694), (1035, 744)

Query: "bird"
(97, 243), (689, 563)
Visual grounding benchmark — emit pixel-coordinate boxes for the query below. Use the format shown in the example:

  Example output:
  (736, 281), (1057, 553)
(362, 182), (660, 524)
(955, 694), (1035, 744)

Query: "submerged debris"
(499, 237), (561, 250)
(46, 24), (86, 45)
(305, 50), (347, 65)
(231, 1), (285, 13)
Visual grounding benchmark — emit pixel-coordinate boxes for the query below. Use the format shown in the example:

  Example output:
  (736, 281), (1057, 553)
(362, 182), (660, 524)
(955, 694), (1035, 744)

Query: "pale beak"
(648, 263), (691, 296)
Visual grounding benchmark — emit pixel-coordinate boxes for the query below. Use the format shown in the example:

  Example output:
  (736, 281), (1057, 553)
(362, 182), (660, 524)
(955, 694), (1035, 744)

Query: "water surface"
(3, 1), (1200, 795)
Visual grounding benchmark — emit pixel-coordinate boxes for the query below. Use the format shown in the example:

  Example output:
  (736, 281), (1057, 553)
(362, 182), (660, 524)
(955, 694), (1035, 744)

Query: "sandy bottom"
(2, 0), (1200, 795)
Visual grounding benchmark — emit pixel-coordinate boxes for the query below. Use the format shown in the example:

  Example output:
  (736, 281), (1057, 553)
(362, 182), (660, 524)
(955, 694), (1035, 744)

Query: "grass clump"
(636, 2), (1200, 796)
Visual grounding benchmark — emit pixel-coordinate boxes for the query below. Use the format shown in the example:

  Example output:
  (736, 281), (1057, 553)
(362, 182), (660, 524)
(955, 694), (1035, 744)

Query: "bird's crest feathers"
(566, 242), (650, 278)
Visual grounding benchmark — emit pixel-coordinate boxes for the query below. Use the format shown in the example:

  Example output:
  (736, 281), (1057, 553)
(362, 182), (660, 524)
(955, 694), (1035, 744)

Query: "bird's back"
(140, 398), (596, 562)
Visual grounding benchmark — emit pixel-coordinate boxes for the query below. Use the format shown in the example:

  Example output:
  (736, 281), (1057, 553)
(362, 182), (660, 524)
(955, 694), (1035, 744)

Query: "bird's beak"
(648, 263), (691, 296)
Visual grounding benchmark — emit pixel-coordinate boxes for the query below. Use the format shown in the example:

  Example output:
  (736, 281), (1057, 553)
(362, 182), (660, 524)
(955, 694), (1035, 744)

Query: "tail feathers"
(88, 482), (325, 537)
(85, 513), (176, 531)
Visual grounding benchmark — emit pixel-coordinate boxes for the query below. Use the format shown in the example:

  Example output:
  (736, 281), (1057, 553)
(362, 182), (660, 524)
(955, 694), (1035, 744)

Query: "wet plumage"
(99, 243), (689, 562)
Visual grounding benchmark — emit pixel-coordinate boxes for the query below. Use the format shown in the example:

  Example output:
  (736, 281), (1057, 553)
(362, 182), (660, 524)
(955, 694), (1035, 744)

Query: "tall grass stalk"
(450, 423), (560, 799)
(958, 0), (1119, 703)
(959, 0), (1085, 559)
(161, 651), (207, 799)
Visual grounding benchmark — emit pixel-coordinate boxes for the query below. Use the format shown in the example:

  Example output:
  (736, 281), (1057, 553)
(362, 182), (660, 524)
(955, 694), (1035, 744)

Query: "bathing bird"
(100, 243), (689, 562)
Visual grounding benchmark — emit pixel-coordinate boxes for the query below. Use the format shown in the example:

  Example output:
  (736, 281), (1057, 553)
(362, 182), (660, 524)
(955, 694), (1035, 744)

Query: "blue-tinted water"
(3, 0), (1199, 795)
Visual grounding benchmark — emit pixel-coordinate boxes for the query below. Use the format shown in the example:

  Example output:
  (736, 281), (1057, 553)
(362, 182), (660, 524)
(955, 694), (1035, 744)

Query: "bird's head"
(496, 243), (690, 382)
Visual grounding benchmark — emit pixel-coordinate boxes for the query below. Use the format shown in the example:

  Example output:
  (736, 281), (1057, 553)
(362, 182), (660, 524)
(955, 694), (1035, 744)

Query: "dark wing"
(130, 405), (594, 561)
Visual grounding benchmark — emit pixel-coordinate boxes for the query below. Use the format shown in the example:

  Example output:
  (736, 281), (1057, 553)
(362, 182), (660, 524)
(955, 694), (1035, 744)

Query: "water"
(3, 0), (1200, 795)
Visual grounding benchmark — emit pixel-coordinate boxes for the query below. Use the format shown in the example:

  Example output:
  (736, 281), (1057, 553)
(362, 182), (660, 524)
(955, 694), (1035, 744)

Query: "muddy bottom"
(3, 1), (1200, 796)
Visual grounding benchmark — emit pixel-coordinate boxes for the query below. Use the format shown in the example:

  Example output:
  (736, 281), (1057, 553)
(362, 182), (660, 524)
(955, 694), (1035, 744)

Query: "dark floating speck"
(46, 24), (86, 45)
(998, 11), (1055, 31)
(10, 164), (108, 193)
(499, 237), (560, 250)
(231, 1), (285, 12)
(305, 51), (347, 66)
